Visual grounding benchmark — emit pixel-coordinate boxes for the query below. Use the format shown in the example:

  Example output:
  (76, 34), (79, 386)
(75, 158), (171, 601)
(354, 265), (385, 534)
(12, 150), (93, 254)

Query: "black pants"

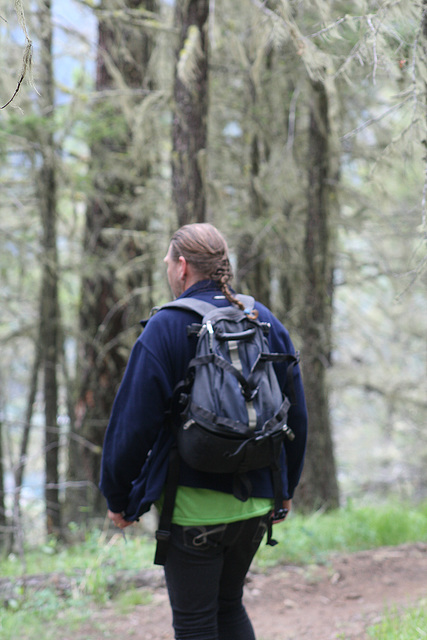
(163, 514), (270, 640)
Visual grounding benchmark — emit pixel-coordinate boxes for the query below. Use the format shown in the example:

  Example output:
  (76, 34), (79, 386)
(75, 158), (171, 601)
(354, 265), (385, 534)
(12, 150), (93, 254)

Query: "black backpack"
(154, 295), (299, 565)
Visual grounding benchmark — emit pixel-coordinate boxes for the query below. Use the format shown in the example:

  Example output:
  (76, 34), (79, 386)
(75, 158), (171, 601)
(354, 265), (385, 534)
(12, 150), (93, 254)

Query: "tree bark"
(38, 0), (61, 535)
(0, 414), (6, 546)
(67, 0), (159, 523)
(8, 345), (42, 551)
(237, 53), (273, 306)
(297, 79), (340, 510)
(172, 0), (209, 226)
(423, 2), (427, 152)
(237, 132), (272, 305)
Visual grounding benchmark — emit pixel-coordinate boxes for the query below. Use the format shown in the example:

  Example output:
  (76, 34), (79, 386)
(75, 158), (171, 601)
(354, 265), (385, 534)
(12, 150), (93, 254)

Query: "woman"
(100, 223), (308, 640)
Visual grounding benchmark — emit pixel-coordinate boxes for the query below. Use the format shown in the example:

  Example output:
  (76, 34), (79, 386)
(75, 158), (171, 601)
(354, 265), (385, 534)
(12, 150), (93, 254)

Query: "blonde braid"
(217, 271), (259, 320)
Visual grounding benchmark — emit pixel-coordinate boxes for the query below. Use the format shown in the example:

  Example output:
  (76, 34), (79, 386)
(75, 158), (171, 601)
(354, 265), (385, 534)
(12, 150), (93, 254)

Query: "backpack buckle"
(242, 386), (258, 402)
(282, 424), (295, 441)
(206, 320), (214, 350)
(187, 323), (203, 336)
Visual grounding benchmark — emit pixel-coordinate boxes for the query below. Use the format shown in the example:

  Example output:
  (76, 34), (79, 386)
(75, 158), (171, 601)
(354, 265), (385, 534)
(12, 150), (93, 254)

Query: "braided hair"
(169, 223), (258, 318)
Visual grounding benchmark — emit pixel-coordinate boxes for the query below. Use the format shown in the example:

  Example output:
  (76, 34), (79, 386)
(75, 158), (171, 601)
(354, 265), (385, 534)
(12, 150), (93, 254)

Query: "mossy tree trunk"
(66, 0), (159, 523)
(297, 78), (340, 511)
(172, 0), (209, 226)
(38, 0), (61, 536)
(237, 52), (273, 307)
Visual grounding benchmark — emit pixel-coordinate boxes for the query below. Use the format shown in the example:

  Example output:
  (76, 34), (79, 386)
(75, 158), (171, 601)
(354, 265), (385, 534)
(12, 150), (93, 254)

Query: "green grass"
(0, 527), (158, 639)
(2, 525), (156, 578)
(0, 585), (94, 639)
(367, 602), (427, 639)
(114, 587), (153, 614)
(255, 499), (427, 567)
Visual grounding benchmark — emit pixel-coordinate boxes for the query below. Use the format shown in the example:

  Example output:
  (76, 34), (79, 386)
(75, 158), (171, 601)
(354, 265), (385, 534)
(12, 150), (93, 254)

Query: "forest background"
(0, 0), (426, 552)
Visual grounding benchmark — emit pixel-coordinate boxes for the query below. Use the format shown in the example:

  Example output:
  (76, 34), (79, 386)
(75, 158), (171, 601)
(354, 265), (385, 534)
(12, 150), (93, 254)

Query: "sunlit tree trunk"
(67, 0), (159, 523)
(172, 0), (209, 226)
(298, 78), (340, 510)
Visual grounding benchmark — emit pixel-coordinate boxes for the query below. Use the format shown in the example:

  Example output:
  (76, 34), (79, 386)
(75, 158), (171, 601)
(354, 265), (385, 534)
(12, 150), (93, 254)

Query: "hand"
(272, 499), (292, 523)
(282, 499), (292, 514)
(108, 510), (133, 529)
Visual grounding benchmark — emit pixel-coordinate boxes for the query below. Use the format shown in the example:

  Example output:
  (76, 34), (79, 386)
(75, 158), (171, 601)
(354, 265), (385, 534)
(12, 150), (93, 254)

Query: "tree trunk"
(172, 0), (209, 226)
(0, 413), (6, 547)
(297, 79), (340, 510)
(67, 0), (159, 523)
(8, 345), (42, 551)
(237, 132), (272, 305)
(424, 3), (427, 145)
(237, 52), (273, 306)
(38, 0), (61, 535)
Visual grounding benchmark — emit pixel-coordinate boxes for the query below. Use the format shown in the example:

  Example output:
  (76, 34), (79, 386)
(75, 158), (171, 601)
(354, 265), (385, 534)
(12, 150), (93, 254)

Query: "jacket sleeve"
(283, 374), (307, 498)
(99, 338), (173, 513)
(265, 311), (308, 499)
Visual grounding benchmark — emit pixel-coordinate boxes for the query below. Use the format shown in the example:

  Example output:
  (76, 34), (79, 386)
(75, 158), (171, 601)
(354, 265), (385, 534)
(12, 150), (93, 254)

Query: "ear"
(178, 255), (187, 281)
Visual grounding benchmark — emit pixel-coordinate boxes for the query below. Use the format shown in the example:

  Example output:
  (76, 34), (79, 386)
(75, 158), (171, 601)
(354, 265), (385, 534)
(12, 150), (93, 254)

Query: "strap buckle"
(272, 507), (289, 522)
(155, 529), (171, 543)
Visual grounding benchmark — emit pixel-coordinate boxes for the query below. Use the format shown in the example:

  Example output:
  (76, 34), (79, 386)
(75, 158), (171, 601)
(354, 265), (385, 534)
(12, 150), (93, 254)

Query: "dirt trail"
(78, 543), (427, 640)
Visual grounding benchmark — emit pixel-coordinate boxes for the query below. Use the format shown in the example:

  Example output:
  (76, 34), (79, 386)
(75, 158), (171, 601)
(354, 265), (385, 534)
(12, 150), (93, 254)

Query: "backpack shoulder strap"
(160, 298), (216, 318)
(141, 294), (256, 329)
(160, 294), (255, 319)
(154, 446), (180, 566)
(140, 298), (214, 327)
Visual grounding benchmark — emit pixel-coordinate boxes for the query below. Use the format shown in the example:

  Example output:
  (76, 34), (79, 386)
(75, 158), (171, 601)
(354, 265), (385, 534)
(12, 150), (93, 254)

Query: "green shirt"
(157, 486), (274, 526)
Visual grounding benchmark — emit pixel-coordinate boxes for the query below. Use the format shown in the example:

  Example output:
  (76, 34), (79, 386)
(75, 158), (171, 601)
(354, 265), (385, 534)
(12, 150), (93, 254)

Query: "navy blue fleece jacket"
(99, 281), (308, 520)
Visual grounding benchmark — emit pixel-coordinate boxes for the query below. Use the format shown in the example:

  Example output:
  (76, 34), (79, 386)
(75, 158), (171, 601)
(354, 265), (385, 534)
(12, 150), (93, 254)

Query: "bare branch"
(367, 16), (378, 85)
(308, 15), (349, 40)
(340, 95), (413, 141)
(1, 0), (38, 109)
